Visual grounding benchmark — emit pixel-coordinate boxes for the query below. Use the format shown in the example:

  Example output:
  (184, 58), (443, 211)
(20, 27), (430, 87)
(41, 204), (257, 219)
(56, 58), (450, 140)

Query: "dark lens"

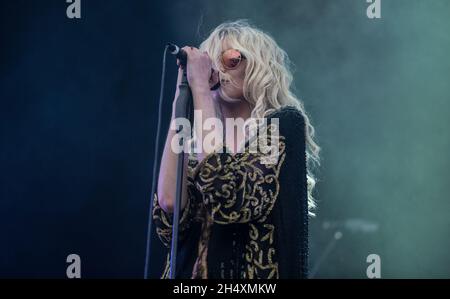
(228, 57), (240, 68)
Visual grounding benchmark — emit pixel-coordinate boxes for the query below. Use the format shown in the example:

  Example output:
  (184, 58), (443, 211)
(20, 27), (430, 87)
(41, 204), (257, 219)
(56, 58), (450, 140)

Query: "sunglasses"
(220, 49), (246, 70)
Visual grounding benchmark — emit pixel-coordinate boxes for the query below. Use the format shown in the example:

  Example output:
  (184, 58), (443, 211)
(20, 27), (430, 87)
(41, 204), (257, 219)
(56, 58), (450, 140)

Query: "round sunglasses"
(220, 49), (246, 70)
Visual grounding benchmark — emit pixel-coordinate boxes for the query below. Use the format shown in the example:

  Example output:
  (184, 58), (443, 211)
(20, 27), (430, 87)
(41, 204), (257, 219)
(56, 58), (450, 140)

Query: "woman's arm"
(157, 46), (217, 214)
(157, 67), (190, 213)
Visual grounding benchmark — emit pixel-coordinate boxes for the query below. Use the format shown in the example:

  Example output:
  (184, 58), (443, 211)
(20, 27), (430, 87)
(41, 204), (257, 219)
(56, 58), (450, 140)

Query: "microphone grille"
(167, 43), (179, 54)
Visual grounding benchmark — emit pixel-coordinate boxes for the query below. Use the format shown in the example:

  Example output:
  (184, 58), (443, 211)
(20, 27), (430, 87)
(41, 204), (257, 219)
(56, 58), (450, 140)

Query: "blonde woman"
(153, 20), (320, 279)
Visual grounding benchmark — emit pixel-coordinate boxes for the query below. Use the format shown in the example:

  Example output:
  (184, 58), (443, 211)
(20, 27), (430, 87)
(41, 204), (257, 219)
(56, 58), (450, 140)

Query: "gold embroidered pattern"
(191, 211), (213, 279)
(152, 187), (194, 248)
(161, 252), (170, 279)
(153, 122), (287, 279)
(193, 135), (286, 225)
(190, 124), (286, 278)
(244, 223), (279, 279)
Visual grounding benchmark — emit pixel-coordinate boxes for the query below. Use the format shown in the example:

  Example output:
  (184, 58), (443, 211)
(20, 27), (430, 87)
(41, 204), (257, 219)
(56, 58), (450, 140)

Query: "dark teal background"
(1, 0), (449, 278)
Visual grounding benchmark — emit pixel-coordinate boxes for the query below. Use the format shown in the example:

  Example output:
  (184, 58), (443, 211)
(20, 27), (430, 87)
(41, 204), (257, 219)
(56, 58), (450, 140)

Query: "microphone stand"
(169, 66), (193, 279)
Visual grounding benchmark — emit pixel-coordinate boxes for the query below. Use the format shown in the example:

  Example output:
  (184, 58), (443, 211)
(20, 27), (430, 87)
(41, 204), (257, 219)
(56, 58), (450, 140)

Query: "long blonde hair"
(199, 20), (321, 216)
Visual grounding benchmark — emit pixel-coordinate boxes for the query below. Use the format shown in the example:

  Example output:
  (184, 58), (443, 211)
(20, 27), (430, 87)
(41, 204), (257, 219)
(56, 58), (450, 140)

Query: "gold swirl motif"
(153, 121), (286, 279)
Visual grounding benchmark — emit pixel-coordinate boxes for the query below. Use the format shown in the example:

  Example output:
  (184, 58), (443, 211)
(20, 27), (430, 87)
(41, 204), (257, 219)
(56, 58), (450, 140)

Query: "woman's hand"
(180, 46), (213, 94)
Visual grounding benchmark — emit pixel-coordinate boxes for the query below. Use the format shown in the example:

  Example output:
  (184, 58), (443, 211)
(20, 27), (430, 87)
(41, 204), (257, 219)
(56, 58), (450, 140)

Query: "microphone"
(166, 42), (221, 91)
(167, 43), (187, 67)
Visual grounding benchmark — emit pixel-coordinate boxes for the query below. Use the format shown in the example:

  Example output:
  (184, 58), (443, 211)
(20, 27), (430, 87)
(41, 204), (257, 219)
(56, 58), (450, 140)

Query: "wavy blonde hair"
(199, 20), (320, 216)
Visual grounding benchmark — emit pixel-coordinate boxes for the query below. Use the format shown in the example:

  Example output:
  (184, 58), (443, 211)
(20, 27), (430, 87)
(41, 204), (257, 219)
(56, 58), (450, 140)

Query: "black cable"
(144, 45), (169, 279)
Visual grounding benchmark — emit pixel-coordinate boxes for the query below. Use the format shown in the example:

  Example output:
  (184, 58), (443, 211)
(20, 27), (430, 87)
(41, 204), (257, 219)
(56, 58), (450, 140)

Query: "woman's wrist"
(191, 83), (211, 97)
(192, 88), (216, 115)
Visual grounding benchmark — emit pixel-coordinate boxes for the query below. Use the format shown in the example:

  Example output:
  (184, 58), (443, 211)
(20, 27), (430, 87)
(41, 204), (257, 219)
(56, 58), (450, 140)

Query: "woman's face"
(217, 39), (247, 102)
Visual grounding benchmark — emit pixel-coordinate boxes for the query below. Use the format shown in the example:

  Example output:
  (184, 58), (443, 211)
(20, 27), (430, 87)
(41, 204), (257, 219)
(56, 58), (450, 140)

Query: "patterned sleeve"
(152, 157), (198, 248)
(191, 123), (287, 224)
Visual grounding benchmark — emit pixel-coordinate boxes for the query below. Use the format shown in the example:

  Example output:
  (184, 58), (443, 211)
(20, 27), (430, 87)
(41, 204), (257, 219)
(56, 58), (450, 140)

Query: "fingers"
(181, 46), (209, 58)
(177, 46), (211, 72)
(177, 46), (197, 68)
(182, 46), (199, 57)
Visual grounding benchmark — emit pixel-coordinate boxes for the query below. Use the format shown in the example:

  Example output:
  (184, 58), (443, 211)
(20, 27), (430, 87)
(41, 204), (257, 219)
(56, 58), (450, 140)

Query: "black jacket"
(152, 105), (308, 279)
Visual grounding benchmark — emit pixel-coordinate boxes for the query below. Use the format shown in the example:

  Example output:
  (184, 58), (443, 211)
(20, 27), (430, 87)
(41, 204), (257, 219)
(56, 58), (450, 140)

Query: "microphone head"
(167, 43), (179, 54)
(167, 42), (187, 67)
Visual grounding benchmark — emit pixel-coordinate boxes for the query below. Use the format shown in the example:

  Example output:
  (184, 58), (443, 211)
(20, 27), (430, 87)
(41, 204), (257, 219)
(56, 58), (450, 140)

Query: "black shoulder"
(267, 105), (306, 149)
(267, 105), (305, 127)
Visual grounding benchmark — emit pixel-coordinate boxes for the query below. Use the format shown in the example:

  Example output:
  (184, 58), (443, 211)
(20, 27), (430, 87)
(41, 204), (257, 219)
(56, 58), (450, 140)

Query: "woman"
(153, 20), (320, 279)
